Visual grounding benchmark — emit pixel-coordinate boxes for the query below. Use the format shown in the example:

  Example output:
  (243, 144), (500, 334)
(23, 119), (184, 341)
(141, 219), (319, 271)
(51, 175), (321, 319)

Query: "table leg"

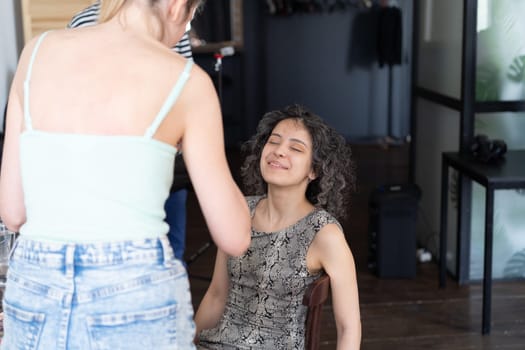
(482, 188), (494, 335)
(439, 158), (449, 288)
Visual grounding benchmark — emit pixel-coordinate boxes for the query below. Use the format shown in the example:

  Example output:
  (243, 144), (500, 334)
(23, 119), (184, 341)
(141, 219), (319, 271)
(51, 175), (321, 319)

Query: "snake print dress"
(198, 196), (340, 349)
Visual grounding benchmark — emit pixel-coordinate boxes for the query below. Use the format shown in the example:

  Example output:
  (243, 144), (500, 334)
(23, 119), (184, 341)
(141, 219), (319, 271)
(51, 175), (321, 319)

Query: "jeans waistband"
(12, 235), (174, 268)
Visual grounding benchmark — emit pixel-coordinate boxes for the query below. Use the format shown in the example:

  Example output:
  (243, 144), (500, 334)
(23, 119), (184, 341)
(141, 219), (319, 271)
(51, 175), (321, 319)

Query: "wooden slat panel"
(21, 0), (97, 42)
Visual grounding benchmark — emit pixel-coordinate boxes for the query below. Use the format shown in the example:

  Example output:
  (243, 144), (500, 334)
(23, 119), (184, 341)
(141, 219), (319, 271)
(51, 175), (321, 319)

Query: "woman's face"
(260, 119), (316, 189)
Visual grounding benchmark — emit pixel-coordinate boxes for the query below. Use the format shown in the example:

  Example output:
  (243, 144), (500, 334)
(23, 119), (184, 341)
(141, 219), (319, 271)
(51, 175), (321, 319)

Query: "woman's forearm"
(194, 291), (227, 335)
(336, 322), (362, 350)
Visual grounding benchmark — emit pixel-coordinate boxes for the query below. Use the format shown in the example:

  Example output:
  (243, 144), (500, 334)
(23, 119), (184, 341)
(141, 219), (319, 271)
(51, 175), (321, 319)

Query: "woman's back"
(1, 0), (250, 254)
(26, 26), (189, 143)
(19, 28), (195, 241)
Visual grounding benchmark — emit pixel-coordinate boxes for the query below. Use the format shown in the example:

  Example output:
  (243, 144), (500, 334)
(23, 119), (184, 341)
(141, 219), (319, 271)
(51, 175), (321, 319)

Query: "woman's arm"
(0, 92), (25, 231)
(311, 224), (361, 349)
(0, 39), (37, 231)
(194, 249), (230, 335)
(178, 67), (250, 257)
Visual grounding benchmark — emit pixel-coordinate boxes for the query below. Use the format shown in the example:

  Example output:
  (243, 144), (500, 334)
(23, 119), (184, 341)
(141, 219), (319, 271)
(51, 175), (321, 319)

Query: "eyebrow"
(270, 133), (309, 147)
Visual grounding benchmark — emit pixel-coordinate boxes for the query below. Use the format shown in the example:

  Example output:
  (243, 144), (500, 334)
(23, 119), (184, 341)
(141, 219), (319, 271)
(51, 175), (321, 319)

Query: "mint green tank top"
(19, 32), (194, 242)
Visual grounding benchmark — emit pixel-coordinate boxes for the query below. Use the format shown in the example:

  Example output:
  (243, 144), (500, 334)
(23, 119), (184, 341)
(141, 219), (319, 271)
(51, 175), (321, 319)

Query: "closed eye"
(267, 135), (281, 145)
(268, 133), (282, 145)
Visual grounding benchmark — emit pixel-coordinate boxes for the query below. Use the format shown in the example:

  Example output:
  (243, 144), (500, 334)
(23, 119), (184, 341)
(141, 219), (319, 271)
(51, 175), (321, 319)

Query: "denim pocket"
(87, 303), (180, 350)
(1, 300), (46, 350)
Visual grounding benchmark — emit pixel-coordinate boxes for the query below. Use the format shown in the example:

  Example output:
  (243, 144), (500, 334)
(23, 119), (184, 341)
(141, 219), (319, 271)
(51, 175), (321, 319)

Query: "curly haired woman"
(195, 104), (361, 349)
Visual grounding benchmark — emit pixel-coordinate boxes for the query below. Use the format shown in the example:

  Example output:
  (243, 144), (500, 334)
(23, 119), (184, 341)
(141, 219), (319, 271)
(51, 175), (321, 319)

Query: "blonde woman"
(67, 0), (194, 264)
(0, 0), (250, 348)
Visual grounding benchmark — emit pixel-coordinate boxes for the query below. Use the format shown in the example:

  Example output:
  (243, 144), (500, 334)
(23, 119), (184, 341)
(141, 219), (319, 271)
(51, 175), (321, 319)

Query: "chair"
(303, 274), (330, 350)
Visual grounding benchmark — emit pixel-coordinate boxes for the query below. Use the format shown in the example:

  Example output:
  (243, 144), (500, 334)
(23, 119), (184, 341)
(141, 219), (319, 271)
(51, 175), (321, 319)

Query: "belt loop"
(64, 244), (75, 278)
(159, 236), (174, 266)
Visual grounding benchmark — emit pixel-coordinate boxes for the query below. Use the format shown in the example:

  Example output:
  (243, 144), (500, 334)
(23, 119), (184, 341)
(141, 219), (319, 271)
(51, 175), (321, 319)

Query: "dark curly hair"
(241, 104), (355, 220)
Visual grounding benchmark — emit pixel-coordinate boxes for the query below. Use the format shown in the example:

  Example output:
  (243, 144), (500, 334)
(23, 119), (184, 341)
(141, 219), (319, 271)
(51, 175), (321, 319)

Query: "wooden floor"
(184, 143), (525, 349)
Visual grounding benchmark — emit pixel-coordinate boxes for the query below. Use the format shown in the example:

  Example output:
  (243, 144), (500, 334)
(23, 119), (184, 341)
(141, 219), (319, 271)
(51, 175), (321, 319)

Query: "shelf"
(191, 41), (243, 55)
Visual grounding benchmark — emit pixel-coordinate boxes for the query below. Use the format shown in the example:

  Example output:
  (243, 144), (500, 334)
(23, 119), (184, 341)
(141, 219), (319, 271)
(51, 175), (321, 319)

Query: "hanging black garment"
(348, 9), (379, 70)
(377, 6), (402, 67)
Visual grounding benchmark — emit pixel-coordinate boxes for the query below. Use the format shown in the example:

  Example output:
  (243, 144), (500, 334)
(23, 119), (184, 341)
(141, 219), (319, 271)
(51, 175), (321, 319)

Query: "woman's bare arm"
(178, 67), (250, 257)
(194, 249), (230, 335)
(0, 38), (38, 231)
(311, 224), (361, 349)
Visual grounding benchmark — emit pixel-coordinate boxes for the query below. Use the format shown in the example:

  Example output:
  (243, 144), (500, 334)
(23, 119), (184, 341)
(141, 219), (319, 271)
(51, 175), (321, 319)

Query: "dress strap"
(23, 31), (51, 131)
(144, 59), (194, 138)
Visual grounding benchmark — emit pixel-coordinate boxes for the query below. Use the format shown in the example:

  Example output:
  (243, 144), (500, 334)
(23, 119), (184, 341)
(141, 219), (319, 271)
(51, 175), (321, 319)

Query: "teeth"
(269, 161), (285, 168)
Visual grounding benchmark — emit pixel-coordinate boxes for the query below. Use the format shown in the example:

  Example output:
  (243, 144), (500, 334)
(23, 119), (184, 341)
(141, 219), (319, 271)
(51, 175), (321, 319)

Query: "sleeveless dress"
(198, 196), (341, 349)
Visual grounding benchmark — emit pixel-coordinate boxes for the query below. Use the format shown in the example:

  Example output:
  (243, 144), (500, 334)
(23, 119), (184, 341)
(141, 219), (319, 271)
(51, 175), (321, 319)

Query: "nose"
(274, 145), (286, 157)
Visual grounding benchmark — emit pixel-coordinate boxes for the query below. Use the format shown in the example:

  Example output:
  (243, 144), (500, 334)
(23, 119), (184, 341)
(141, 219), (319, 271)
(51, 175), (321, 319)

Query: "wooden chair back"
(303, 274), (330, 350)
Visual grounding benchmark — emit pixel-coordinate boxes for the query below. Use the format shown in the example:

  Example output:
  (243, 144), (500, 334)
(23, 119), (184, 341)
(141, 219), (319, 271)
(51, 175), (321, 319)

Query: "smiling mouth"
(268, 161), (288, 169)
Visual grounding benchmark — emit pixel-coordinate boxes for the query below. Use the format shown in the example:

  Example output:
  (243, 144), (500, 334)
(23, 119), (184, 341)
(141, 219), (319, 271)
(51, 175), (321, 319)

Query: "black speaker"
(368, 184), (421, 279)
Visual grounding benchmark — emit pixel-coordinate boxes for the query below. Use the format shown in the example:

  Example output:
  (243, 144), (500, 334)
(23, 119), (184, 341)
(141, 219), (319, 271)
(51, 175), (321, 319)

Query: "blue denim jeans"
(1, 235), (196, 350)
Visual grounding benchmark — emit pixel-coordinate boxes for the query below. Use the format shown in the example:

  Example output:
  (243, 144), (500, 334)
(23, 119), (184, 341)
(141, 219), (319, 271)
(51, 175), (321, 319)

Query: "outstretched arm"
(179, 67), (250, 257)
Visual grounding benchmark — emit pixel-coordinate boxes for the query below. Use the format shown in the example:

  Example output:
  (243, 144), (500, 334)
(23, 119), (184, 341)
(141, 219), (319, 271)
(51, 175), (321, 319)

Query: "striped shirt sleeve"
(67, 2), (100, 29)
(67, 2), (193, 58)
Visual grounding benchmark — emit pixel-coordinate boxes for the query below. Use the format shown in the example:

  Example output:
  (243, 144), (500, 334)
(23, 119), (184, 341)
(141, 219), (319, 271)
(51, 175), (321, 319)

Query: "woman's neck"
(103, 2), (164, 42)
(254, 188), (314, 232)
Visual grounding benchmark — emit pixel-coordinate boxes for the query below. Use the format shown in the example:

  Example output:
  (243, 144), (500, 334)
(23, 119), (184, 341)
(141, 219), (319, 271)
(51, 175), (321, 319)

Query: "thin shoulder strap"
(144, 59), (194, 138)
(23, 31), (51, 131)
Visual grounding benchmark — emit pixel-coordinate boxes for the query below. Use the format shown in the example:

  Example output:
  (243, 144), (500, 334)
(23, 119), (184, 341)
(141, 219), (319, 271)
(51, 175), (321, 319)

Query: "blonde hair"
(98, 0), (205, 23)
(99, 0), (127, 23)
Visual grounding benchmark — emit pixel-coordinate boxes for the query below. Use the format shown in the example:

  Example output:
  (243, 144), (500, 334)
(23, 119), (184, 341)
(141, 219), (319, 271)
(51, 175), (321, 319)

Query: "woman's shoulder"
(245, 195), (264, 213)
(13, 31), (60, 88)
(309, 212), (346, 252)
(309, 208), (342, 231)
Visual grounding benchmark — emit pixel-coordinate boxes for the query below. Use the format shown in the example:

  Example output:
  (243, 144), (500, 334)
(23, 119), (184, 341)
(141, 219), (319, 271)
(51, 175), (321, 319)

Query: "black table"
(439, 151), (525, 334)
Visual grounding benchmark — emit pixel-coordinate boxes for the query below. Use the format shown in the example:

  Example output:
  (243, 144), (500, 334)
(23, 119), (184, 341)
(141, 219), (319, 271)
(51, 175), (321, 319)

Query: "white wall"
(0, 0), (23, 132)
(264, 1), (414, 141)
(414, 98), (459, 270)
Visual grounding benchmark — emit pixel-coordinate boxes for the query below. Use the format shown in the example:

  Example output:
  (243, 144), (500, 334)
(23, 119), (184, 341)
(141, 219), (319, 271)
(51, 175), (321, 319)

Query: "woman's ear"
(166, 0), (189, 23)
(308, 170), (317, 182)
